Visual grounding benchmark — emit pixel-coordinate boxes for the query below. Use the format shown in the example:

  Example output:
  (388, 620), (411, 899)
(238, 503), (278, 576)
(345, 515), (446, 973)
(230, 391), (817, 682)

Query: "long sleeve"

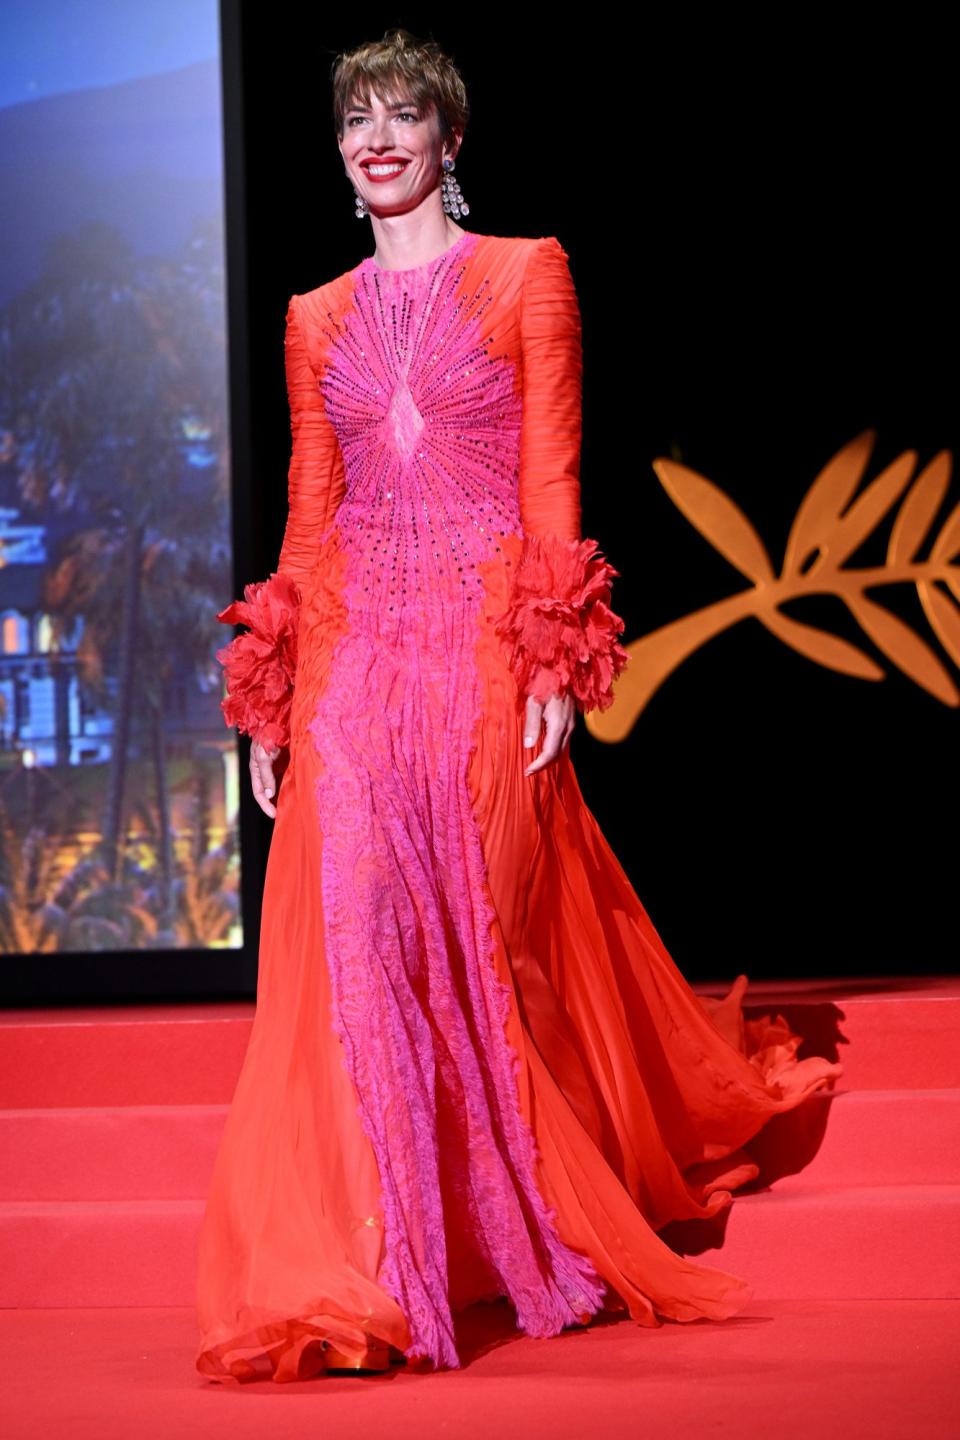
(215, 292), (345, 750)
(517, 235), (584, 543)
(276, 292), (346, 585)
(494, 237), (629, 713)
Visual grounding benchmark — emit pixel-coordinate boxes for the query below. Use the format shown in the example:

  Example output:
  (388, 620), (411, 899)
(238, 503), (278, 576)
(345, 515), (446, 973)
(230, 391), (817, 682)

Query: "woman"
(198, 29), (843, 1383)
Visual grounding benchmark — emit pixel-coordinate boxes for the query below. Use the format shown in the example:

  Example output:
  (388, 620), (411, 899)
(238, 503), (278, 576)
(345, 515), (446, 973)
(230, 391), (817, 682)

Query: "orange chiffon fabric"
(199, 232), (842, 1383)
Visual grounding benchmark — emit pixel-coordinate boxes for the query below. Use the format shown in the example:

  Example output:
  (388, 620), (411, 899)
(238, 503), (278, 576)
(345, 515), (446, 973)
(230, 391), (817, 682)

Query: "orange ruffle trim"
(494, 533), (630, 712)
(215, 571), (302, 750)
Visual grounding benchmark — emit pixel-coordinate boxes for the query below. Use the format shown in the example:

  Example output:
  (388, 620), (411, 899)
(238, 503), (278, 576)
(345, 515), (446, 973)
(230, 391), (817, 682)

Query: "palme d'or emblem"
(586, 428), (960, 743)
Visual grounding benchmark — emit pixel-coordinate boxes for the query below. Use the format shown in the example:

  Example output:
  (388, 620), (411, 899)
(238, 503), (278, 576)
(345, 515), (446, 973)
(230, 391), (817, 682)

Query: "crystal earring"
(441, 156), (470, 218)
(354, 188), (369, 220)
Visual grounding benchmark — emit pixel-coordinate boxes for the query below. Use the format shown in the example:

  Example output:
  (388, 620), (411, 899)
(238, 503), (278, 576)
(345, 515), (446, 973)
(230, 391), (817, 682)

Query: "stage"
(2, 975), (957, 1437)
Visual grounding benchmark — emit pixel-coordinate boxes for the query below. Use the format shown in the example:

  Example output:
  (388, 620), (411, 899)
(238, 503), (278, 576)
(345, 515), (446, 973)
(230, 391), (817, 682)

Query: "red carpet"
(2, 1299), (957, 1440)
(2, 975), (958, 1437)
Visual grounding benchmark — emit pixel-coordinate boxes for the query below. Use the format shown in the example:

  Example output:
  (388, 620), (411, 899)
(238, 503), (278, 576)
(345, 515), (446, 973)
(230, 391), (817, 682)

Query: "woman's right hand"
(250, 739), (283, 818)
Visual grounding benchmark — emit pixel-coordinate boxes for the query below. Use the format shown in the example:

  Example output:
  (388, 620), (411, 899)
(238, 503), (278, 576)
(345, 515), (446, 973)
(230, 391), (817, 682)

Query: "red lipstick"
(360, 157), (410, 183)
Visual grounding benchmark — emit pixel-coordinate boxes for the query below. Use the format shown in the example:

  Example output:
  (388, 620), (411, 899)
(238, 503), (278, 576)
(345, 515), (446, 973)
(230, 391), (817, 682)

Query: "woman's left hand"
(523, 688), (576, 775)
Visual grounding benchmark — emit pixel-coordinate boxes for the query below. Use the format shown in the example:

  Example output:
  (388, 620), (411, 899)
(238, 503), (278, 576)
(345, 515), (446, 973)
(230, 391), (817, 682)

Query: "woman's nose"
(368, 118), (395, 150)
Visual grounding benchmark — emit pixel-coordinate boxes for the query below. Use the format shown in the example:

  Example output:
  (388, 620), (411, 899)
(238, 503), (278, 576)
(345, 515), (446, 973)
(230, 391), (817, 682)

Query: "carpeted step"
(2, 1182), (958, 1308)
(1, 1087), (957, 1203)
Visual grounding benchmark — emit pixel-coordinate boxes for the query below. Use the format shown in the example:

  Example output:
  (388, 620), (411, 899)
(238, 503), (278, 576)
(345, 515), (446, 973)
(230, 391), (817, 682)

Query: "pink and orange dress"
(200, 230), (842, 1382)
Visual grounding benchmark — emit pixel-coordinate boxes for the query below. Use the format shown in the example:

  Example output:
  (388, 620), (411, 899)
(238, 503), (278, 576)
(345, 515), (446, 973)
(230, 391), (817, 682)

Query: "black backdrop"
(228, 6), (955, 984)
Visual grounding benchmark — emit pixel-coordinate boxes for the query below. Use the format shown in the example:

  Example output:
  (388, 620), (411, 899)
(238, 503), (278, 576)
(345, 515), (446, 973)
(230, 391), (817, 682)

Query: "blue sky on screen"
(0, 0), (217, 109)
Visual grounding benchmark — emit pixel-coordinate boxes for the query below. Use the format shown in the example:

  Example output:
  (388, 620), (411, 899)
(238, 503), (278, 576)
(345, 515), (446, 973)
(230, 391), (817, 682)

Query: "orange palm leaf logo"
(587, 429), (960, 742)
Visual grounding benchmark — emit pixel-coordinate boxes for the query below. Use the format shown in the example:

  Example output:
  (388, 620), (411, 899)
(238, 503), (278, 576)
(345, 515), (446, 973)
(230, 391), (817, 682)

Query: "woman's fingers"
(524, 693), (575, 775)
(523, 695), (544, 753)
(250, 740), (281, 818)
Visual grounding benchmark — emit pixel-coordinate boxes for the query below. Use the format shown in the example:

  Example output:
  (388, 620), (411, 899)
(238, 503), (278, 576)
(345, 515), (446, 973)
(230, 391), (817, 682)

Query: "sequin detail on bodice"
(317, 234), (522, 641)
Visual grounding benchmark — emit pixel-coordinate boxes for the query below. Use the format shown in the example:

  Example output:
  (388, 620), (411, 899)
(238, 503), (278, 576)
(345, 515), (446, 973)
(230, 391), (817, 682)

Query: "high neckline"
(364, 230), (472, 275)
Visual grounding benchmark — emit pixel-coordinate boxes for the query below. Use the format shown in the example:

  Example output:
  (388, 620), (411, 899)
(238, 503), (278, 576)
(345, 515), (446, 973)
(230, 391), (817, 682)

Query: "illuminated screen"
(0, 2), (239, 953)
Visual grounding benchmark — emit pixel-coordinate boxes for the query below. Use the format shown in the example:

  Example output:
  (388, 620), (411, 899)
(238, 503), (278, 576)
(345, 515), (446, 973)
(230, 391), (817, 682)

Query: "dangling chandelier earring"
(441, 156), (470, 218)
(354, 188), (369, 220)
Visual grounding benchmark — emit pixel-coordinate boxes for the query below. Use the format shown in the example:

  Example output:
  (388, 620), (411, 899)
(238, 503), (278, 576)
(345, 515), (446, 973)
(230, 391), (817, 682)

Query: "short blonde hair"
(331, 27), (469, 148)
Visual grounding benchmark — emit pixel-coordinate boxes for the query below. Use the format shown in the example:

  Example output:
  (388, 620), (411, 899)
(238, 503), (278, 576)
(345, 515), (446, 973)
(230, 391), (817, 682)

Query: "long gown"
(199, 229), (843, 1383)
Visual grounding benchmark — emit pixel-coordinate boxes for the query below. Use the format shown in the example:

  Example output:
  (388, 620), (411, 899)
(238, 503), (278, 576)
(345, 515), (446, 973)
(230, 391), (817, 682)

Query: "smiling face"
(338, 88), (460, 217)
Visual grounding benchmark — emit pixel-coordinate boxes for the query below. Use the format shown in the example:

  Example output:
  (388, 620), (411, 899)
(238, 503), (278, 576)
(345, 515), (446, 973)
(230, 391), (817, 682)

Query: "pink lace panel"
(306, 239), (607, 1367)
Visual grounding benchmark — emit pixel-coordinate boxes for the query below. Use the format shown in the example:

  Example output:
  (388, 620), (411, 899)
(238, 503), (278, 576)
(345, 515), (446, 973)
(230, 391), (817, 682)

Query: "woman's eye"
(346, 111), (417, 127)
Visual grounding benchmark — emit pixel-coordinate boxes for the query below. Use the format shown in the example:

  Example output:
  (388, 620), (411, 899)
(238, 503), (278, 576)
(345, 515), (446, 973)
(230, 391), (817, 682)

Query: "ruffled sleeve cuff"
(215, 571), (302, 750)
(493, 533), (629, 713)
